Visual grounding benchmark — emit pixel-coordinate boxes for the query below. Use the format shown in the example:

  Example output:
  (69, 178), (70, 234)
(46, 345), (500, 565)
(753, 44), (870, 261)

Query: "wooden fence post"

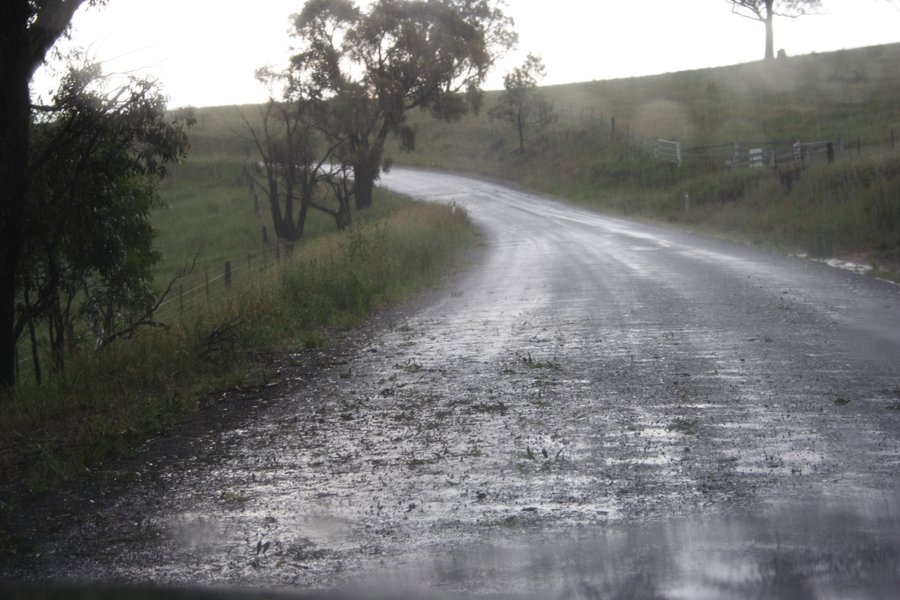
(611, 117), (616, 136)
(205, 269), (210, 302)
(225, 261), (232, 291)
(179, 284), (184, 312)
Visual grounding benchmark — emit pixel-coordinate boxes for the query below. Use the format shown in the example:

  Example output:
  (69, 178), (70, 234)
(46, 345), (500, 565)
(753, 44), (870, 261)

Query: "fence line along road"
(531, 101), (897, 173)
(655, 133), (897, 170)
(14, 244), (283, 385)
(152, 246), (283, 323)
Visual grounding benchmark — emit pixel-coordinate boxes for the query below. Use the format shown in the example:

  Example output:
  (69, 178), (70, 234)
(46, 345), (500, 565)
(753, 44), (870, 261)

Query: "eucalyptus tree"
(0, 0), (107, 388)
(21, 61), (191, 375)
(244, 69), (339, 245)
(488, 53), (556, 155)
(289, 0), (517, 209)
(728, 0), (823, 60)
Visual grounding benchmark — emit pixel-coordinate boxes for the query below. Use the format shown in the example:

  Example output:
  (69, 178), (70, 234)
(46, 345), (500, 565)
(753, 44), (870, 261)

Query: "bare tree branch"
(98, 254), (199, 348)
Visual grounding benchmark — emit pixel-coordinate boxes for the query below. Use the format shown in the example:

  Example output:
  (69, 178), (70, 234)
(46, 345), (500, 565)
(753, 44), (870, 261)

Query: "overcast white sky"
(32, 0), (900, 108)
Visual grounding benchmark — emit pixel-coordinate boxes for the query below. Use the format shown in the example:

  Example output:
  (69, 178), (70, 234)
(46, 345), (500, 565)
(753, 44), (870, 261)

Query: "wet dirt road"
(6, 169), (900, 597)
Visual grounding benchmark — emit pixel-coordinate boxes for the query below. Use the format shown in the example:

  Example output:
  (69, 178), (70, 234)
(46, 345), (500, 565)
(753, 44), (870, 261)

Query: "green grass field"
(400, 43), (900, 159)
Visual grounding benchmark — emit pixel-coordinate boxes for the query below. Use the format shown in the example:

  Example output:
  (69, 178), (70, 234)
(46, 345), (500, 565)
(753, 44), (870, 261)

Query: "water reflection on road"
(365, 497), (896, 599)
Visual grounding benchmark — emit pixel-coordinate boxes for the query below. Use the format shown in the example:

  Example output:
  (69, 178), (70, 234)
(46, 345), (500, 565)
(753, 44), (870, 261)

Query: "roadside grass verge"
(0, 199), (475, 501)
(663, 152), (900, 261)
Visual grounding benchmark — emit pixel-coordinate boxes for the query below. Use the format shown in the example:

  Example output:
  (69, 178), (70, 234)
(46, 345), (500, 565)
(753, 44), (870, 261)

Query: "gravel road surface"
(4, 169), (900, 598)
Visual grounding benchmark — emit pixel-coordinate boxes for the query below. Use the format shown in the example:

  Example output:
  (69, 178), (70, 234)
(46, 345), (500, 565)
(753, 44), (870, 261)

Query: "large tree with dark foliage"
(729, 0), (823, 61)
(1, 1), (190, 388)
(22, 62), (191, 376)
(0, 0), (104, 388)
(288, 0), (517, 210)
(243, 66), (355, 246)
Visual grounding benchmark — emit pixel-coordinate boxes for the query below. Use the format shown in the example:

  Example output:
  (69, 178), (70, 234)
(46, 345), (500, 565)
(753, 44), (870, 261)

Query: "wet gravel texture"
(3, 169), (900, 597)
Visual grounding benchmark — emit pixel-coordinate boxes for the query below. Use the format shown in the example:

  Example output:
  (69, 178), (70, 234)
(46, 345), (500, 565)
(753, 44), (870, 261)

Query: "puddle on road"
(19, 302), (892, 595)
(372, 494), (900, 599)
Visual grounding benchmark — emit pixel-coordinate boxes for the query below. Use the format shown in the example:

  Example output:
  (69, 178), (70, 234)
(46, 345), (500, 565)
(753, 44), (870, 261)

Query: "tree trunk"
(296, 200), (309, 241)
(354, 161), (376, 210)
(0, 0), (94, 388)
(27, 311), (41, 385)
(764, 0), (775, 61)
(338, 196), (352, 230)
(0, 0), (31, 389)
(268, 176), (291, 240)
(0, 262), (19, 389)
(49, 313), (65, 375)
(354, 131), (386, 210)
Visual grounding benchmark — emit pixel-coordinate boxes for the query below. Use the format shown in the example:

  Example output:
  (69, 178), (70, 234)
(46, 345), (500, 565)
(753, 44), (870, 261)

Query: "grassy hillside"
(401, 43), (900, 162)
(391, 43), (900, 266)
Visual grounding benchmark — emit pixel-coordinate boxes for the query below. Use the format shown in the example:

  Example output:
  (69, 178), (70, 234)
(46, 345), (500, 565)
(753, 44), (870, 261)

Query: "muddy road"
(5, 169), (900, 597)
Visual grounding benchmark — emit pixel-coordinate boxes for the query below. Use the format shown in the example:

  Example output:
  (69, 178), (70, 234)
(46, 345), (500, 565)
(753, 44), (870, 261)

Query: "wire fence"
(671, 134), (898, 170)
(550, 103), (654, 150)
(151, 246), (284, 323)
(13, 242), (289, 385)
(539, 101), (898, 170)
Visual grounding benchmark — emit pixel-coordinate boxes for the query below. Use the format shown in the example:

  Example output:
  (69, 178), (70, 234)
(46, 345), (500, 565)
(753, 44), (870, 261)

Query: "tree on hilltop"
(728, 0), (822, 61)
